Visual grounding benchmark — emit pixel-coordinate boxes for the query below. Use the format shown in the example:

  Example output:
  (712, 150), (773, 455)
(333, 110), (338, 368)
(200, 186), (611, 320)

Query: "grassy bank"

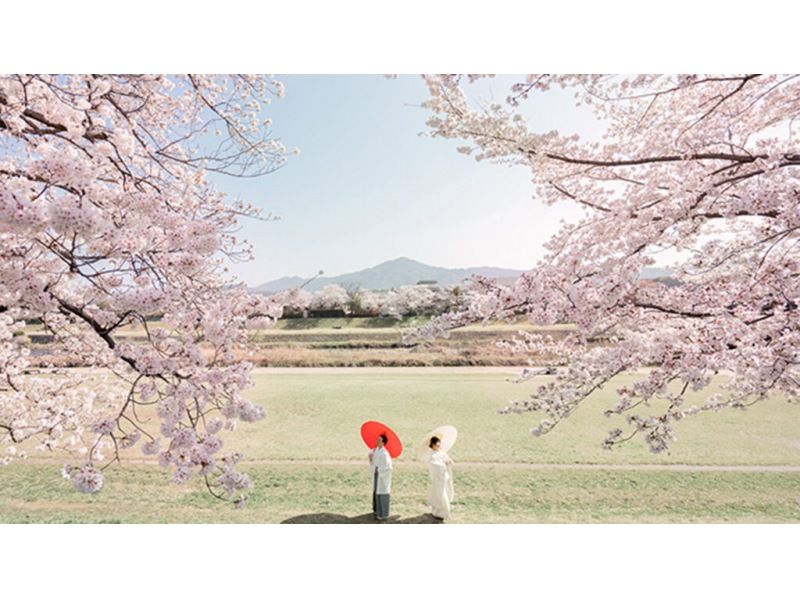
(2, 462), (798, 523)
(224, 368), (800, 466)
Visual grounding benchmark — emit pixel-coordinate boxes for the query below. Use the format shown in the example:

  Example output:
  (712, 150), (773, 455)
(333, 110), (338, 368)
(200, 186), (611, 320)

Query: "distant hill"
(251, 257), (526, 293)
(639, 267), (681, 286)
(251, 259), (679, 294)
(639, 267), (674, 280)
(252, 276), (309, 295)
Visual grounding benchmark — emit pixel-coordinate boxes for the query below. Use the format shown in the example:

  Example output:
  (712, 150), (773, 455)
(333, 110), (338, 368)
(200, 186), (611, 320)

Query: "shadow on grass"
(281, 512), (444, 524)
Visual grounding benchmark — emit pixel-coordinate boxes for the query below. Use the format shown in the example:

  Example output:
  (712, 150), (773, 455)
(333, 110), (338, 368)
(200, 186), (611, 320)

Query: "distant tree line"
(279, 284), (470, 319)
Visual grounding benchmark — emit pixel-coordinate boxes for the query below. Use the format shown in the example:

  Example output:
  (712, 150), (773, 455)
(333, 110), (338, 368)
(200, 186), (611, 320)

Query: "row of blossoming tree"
(279, 283), (467, 318)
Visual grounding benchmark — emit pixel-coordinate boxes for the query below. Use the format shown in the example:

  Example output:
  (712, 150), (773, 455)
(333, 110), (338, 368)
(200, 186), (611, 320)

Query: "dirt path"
(239, 460), (800, 472)
(17, 457), (800, 472)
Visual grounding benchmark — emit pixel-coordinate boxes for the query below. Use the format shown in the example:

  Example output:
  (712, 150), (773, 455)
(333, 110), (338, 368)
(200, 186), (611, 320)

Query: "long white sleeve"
(372, 447), (393, 494)
(428, 450), (451, 519)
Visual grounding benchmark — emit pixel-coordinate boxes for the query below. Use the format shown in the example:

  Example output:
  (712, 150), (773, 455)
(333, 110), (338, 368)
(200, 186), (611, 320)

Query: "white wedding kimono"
(427, 449), (453, 519)
(370, 446), (393, 518)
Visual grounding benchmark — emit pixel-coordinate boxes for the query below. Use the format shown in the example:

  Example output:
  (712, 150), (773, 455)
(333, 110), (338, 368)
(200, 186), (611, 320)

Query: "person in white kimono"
(427, 436), (454, 521)
(368, 434), (393, 521)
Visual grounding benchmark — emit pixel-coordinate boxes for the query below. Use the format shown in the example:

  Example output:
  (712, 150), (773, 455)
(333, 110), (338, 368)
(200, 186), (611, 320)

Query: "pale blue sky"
(212, 75), (599, 286)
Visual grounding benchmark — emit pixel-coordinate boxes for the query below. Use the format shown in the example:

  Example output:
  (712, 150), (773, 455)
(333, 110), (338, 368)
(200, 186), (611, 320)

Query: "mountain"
(639, 267), (681, 286)
(251, 259), (680, 294)
(251, 257), (526, 293)
(639, 267), (674, 280)
(251, 276), (308, 295)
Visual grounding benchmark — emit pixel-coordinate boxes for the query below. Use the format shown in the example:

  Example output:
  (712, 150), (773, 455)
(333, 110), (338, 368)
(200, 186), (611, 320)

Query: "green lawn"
(227, 368), (800, 466)
(2, 367), (799, 523)
(2, 463), (798, 523)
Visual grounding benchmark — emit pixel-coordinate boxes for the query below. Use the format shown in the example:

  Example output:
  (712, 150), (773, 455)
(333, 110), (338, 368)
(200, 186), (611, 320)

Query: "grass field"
(2, 463), (798, 523)
(226, 368), (800, 465)
(2, 367), (799, 523)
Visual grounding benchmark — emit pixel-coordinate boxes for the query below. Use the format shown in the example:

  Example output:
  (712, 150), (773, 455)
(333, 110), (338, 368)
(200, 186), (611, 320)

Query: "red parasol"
(360, 420), (403, 458)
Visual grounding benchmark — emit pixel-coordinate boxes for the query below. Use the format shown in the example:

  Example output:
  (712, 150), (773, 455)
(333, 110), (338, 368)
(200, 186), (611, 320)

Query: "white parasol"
(417, 425), (458, 462)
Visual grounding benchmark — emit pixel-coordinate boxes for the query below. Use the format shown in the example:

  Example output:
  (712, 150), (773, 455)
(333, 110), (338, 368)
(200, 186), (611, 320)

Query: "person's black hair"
(429, 435), (440, 449)
(378, 433), (388, 445)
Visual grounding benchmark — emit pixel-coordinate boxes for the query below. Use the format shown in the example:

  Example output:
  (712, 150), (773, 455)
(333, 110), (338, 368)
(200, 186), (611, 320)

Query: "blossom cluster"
(62, 463), (105, 494)
(421, 74), (800, 452)
(1, 74), (291, 502)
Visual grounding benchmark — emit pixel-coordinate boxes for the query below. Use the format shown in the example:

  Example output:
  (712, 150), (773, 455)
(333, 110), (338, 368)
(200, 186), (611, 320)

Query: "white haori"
(370, 446), (393, 494)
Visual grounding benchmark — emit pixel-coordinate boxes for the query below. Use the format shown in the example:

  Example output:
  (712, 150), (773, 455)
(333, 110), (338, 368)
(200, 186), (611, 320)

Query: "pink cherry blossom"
(420, 74), (800, 453)
(1, 75), (289, 503)
(141, 439), (161, 456)
(70, 463), (105, 494)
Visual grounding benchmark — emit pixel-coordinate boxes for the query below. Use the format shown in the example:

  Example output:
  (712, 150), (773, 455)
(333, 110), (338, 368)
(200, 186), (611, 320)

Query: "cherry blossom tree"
(1, 75), (292, 502)
(310, 284), (350, 313)
(377, 285), (458, 318)
(418, 75), (800, 453)
(280, 288), (314, 317)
